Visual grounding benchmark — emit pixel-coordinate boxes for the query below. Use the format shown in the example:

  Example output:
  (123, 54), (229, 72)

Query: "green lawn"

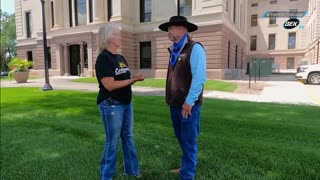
(71, 78), (237, 92)
(0, 76), (41, 81)
(1, 88), (319, 179)
(71, 77), (98, 83)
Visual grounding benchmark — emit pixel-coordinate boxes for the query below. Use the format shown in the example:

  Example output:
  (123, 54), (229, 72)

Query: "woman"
(95, 22), (144, 180)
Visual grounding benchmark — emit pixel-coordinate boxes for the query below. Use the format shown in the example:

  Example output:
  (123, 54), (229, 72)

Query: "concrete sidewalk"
(1, 76), (319, 106)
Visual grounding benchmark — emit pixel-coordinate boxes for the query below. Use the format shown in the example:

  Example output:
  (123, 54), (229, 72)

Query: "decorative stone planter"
(13, 71), (29, 83)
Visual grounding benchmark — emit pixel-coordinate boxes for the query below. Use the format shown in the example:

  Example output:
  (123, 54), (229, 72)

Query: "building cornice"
(16, 38), (38, 47)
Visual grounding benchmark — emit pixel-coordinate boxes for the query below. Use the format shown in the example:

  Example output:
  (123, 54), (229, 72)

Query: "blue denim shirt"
(185, 44), (206, 106)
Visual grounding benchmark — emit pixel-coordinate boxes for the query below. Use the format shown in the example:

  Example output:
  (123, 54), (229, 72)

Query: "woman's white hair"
(97, 22), (120, 53)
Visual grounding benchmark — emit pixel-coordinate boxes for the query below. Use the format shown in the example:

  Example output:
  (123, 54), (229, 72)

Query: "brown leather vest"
(165, 37), (203, 106)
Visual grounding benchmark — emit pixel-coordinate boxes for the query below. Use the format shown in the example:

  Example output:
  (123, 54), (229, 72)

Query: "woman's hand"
(132, 73), (145, 82)
(101, 73), (145, 91)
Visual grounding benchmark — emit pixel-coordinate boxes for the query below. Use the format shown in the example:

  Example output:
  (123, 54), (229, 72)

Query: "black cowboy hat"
(158, 16), (198, 32)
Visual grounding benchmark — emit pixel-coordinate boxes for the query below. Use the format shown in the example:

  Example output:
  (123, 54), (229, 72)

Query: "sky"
(1, 0), (15, 15)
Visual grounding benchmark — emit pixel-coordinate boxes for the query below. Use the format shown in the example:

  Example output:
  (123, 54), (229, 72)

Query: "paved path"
(1, 76), (319, 106)
(258, 81), (318, 105)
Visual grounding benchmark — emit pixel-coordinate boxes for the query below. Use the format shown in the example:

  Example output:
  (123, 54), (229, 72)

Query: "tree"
(0, 10), (16, 71)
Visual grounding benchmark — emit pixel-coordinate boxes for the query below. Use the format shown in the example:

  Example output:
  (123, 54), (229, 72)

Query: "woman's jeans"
(170, 105), (201, 180)
(98, 99), (140, 180)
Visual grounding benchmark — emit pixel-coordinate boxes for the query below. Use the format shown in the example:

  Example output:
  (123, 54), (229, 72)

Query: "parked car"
(296, 64), (320, 85)
(1, 71), (8, 77)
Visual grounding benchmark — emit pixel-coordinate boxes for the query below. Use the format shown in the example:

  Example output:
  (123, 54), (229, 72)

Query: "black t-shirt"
(95, 49), (132, 105)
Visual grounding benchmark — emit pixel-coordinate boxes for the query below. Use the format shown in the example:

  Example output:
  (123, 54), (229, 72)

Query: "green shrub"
(8, 57), (33, 79)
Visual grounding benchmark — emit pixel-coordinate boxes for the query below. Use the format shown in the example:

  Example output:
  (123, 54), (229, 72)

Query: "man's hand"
(182, 103), (192, 119)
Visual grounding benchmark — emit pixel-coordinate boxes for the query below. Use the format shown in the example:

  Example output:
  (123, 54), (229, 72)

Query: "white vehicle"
(296, 64), (320, 85)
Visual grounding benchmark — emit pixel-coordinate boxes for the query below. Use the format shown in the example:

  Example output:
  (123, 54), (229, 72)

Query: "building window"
(251, 14), (257, 26)
(269, 34), (276, 50)
(140, 0), (151, 22)
(270, 0), (277, 4)
(288, 32), (296, 49)
(27, 51), (33, 61)
(269, 12), (276, 24)
(69, 0), (73, 27)
(75, 0), (87, 26)
(108, 0), (113, 21)
(250, 36), (257, 51)
(140, 42), (151, 69)
(235, 45), (238, 68)
(227, 40), (230, 68)
(47, 47), (52, 69)
(180, 0), (192, 16)
(51, 1), (54, 28)
(251, 3), (258, 7)
(289, 9), (297, 19)
(25, 12), (32, 38)
(287, 57), (295, 69)
(89, 0), (93, 23)
(27, 51), (33, 69)
(233, 0), (236, 23)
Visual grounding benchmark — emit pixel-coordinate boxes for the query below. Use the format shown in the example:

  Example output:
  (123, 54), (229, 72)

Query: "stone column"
(111, 0), (122, 21)
(72, 0), (76, 26)
(45, 0), (51, 30)
(64, 44), (70, 76)
(52, 0), (64, 29)
(80, 43), (85, 76)
(55, 44), (65, 75)
(92, 0), (105, 23)
(87, 41), (93, 76)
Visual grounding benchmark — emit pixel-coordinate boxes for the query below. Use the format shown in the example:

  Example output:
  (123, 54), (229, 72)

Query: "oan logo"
(119, 62), (127, 68)
(283, 19), (300, 29)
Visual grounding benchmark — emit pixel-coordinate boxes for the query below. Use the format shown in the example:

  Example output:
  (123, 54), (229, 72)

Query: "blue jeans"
(170, 105), (201, 180)
(98, 99), (140, 180)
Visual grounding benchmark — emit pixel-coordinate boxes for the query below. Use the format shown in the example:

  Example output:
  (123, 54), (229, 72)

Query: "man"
(159, 16), (206, 180)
